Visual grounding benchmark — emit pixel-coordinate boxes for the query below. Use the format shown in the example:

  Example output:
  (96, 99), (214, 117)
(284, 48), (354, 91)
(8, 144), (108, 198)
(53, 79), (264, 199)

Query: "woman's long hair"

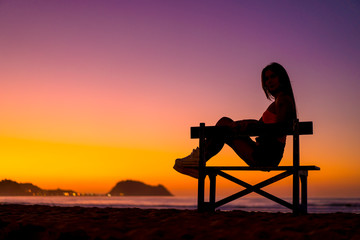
(261, 62), (297, 118)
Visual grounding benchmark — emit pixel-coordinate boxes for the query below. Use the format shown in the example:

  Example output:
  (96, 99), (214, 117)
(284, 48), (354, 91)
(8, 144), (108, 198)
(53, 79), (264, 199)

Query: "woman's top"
(260, 109), (286, 144)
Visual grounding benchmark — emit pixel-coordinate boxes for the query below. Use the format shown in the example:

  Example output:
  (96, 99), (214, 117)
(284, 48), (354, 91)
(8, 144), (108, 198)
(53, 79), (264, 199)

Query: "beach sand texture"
(0, 204), (359, 240)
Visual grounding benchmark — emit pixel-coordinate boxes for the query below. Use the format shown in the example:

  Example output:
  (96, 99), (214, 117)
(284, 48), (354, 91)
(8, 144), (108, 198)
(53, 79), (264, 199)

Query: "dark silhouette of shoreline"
(0, 179), (173, 196)
(0, 179), (78, 196)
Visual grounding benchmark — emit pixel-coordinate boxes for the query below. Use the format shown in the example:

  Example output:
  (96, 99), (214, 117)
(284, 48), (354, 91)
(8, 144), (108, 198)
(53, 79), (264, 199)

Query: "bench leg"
(300, 170), (308, 214)
(197, 123), (206, 212)
(293, 170), (300, 215)
(197, 174), (206, 211)
(209, 172), (217, 211)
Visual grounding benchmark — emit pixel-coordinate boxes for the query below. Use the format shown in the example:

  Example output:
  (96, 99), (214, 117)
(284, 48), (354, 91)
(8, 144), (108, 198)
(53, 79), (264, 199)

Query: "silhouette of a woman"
(174, 62), (296, 178)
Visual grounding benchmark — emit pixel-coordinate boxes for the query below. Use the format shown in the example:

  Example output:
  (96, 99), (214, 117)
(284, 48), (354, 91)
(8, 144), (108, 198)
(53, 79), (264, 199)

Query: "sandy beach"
(0, 204), (358, 240)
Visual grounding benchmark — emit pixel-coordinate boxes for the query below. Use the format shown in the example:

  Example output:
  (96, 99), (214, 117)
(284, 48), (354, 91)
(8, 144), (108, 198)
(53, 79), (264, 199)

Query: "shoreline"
(0, 204), (359, 239)
(0, 195), (359, 214)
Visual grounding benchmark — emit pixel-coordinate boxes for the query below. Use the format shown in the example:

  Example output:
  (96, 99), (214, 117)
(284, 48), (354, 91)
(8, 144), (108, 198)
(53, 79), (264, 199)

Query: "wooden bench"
(190, 119), (320, 214)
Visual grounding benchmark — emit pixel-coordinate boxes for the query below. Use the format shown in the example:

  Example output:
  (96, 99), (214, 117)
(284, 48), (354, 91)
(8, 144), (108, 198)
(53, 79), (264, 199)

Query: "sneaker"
(173, 148), (200, 179)
(173, 160), (199, 179)
(180, 147), (200, 167)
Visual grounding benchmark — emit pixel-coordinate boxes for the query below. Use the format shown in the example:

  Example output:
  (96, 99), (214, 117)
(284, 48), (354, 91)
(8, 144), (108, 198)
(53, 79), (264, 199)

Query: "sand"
(0, 204), (359, 240)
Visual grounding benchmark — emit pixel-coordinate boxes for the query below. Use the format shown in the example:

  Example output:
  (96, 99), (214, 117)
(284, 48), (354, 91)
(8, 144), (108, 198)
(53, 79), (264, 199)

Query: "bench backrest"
(191, 120), (313, 168)
(190, 121), (313, 139)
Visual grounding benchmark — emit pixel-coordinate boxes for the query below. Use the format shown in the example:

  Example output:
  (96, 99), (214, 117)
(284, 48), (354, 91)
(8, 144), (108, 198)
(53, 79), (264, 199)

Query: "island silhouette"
(108, 180), (172, 196)
(0, 179), (78, 196)
(0, 179), (172, 196)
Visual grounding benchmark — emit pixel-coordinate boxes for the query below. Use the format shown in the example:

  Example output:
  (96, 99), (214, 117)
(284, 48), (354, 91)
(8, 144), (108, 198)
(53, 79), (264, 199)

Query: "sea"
(0, 196), (359, 214)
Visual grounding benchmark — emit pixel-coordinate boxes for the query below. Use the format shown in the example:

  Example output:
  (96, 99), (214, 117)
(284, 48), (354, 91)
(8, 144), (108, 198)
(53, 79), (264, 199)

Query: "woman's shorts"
(252, 139), (285, 167)
(225, 134), (285, 167)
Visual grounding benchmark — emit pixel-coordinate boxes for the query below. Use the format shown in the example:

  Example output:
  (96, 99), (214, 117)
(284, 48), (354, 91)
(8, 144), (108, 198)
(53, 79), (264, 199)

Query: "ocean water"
(0, 196), (359, 214)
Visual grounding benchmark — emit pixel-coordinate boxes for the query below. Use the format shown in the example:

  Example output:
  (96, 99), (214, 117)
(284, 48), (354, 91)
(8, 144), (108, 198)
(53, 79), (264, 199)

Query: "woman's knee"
(216, 117), (234, 127)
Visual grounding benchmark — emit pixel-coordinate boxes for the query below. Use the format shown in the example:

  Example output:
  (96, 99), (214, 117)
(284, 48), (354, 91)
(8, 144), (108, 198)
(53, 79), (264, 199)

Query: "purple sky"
(1, 0), (360, 196)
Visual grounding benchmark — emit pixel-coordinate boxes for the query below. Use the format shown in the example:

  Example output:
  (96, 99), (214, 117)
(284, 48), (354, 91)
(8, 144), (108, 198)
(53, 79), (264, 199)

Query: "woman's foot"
(173, 148), (200, 179)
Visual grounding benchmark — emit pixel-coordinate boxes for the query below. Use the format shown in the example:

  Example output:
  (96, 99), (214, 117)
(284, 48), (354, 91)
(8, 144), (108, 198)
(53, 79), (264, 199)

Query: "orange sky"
(1, 1), (360, 197)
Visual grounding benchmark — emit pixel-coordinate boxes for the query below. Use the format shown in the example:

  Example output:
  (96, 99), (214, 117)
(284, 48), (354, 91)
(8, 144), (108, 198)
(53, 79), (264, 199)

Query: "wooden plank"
(191, 121), (313, 139)
(209, 173), (216, 207)
(300, 172), (308, 214)
(197, 123), (206, 211)
(299, 121), (313, 135)
(293, 119), (300, 214)
(201, 166), (320, 171)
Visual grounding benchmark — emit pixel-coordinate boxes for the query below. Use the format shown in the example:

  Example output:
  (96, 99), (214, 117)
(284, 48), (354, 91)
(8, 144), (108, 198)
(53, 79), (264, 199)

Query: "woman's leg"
(205, 117), (257, 166)
(226, 137), (257, 166)
(175, 117), (258, 178)
(204, 117), (232, 160)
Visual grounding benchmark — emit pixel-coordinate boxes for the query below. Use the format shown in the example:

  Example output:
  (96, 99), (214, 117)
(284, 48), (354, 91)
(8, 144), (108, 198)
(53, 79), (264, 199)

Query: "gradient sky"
(1, 0), (360, 197)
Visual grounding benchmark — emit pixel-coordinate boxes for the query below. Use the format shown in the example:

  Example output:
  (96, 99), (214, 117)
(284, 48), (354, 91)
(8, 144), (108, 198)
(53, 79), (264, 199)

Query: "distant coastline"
(0, 179), (78, 196)
(0, 179), (173, 197)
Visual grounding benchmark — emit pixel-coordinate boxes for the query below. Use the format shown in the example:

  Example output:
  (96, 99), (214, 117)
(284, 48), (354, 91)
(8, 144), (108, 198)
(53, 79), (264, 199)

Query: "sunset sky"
(1, 0), (359, 197)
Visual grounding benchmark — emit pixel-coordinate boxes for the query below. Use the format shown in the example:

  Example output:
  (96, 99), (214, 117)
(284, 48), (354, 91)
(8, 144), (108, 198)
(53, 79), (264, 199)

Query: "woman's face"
(264, 70), (280, 94)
